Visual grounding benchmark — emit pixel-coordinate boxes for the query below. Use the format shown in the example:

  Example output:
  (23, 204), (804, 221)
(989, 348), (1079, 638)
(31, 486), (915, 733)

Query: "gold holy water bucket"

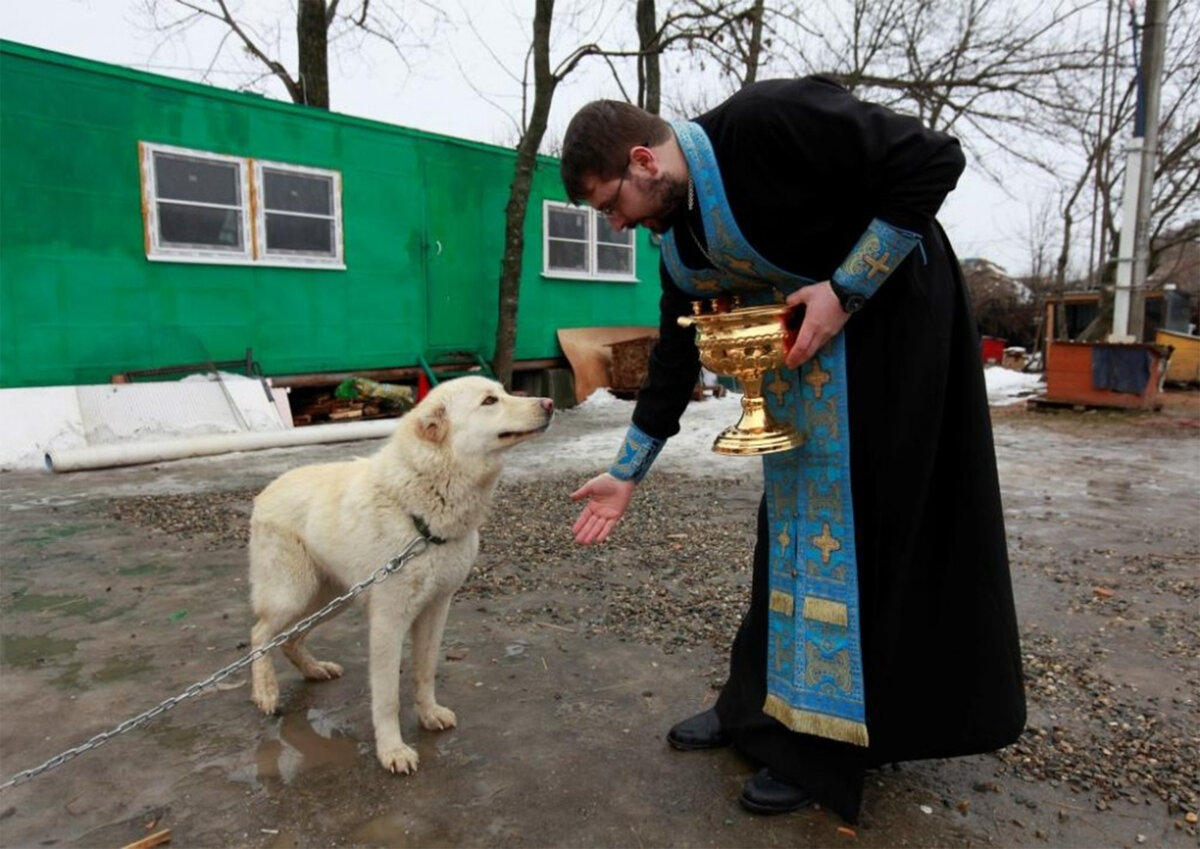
(678, 300), (805, 456)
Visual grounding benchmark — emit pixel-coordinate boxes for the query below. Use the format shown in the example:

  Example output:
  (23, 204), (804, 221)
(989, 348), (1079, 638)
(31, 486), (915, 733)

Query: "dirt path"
(1, 393), (1197, 848)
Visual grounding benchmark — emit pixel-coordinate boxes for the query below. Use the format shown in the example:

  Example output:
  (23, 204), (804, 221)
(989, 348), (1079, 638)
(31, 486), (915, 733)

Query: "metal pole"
(1125, 0), (1169, 340)
(1111, 141), (1142, 340)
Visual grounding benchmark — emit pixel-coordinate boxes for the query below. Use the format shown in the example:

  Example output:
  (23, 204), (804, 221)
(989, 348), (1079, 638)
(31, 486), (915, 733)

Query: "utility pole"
(1110, 0), (1168, 342)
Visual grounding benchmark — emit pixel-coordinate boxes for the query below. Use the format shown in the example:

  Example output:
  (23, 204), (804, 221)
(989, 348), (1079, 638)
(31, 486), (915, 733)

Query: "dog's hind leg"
(410, 593), (457, 731)
(249, 524), (324, 715)
(282, 602), (345, 681)
(250, 615), (285, 715)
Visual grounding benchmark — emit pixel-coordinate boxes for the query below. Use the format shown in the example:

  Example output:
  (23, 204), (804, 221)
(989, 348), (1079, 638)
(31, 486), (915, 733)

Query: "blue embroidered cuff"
(832, 218), (921, 298)
(609, 424), (665, 483)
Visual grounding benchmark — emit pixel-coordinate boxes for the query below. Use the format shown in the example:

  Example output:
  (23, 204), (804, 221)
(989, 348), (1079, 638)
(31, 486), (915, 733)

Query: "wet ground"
(1, 391), (1197, 848)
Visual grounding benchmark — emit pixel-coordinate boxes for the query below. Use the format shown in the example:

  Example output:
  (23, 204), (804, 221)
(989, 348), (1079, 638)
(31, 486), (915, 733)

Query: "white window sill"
(541, 271), (639, 284)
(147, 253), (345, 270)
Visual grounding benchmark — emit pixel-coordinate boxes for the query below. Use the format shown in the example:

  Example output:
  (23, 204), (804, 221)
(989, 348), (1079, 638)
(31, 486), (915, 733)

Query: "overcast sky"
(1, 0), (1060, 274)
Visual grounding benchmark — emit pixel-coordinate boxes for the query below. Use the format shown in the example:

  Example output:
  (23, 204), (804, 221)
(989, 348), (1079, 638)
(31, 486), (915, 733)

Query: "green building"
(0, 40), (660, 390)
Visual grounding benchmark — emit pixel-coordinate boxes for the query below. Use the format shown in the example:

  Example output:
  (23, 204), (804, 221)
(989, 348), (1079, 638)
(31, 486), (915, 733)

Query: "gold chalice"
(678, 300), (804, 456)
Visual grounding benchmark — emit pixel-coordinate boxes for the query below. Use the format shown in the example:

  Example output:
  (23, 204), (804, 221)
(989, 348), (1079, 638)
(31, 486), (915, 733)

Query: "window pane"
(596, 216), (633, 245)
(548, 239), (587, 271)
(154, 154), (240, 205)
(548, 207), (587, 239)
(158, 202), (243, 249)
(263, 169), (333, 215)
(597, 244), (633, 274)
(265, 212), (334, 254)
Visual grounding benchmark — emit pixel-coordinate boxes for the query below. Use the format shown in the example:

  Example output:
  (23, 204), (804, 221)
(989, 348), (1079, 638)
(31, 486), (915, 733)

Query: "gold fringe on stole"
(802, 596), (848, 627)
(763, 694), (870, 747)
(768, 590), (794, 616)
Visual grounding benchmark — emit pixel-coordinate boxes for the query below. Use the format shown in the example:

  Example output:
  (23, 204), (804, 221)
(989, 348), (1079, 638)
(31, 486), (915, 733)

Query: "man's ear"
(415, 403), (449, 445)
(630, 144), (658, 176)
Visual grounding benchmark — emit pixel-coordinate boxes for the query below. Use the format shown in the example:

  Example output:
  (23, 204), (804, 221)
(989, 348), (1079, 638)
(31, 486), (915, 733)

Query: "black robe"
(631, 78), (1026, 821)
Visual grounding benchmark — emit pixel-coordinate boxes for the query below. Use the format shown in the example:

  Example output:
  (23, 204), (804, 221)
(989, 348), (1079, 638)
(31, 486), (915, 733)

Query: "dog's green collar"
(411, 514), (447, 545)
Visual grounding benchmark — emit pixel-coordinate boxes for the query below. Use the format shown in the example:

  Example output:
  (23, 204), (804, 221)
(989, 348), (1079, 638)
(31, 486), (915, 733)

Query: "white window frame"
(542, 200), (637, 282)
(253, 159), (344, 268)
(139, 142), (345, 269)
(140, 142), (252, 264)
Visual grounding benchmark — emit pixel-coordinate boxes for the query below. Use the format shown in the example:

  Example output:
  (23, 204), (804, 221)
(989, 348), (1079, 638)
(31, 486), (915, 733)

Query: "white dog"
(248, 376), (553, 774)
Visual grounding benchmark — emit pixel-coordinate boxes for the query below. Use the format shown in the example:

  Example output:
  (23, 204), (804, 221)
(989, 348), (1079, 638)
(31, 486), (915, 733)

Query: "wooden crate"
(1156, 329), (1200, 385)
(1043, 341), (1170, 410)
(608, 335), (658, 392)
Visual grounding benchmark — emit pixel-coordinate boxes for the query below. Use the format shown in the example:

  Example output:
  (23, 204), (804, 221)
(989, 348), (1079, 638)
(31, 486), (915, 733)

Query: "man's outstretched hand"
(570, 473), (635, 545)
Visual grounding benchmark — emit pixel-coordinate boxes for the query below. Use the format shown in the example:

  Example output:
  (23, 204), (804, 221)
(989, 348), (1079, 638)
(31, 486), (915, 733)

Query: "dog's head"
(409, 375), (553, 459)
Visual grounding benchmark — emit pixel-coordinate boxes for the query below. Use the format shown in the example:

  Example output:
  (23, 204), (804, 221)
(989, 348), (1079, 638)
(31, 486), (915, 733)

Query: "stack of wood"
(289, 378), (414, 426)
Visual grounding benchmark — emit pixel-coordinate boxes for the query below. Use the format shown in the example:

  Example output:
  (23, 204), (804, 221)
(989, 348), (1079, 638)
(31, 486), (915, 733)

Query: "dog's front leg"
(410, 593), (457, 731)
(369, 602), (419, 774)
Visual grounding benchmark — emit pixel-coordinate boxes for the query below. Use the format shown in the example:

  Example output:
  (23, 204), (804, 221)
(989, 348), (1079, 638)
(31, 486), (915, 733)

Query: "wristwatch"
(829, 280), (867, 314)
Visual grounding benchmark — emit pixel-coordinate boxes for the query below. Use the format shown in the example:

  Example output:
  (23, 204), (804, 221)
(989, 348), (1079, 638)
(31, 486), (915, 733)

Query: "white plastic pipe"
(45, 419), (399, 473)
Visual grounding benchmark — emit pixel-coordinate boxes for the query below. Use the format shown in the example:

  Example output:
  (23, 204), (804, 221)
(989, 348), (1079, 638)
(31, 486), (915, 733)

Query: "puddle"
(0, 633), (78, 667)
(254, 709), (359, 784)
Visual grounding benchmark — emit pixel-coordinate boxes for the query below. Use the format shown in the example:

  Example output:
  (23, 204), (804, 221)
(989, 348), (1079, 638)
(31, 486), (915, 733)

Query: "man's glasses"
(597, 168), (628, 218)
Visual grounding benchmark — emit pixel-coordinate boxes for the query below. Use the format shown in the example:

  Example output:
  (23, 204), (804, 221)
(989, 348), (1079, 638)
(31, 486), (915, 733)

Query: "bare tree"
(758, 0), (1196, 285)
(492, 0), (633, 387)
(658, 0), (783, 100)
(140, 0), (444, 108)
(1040, 0), (1198, 289)
(636, 0), (662, 113)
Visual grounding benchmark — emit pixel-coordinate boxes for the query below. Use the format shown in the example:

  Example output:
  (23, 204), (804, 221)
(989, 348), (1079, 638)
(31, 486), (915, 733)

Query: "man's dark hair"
(560, 100), (672, 204)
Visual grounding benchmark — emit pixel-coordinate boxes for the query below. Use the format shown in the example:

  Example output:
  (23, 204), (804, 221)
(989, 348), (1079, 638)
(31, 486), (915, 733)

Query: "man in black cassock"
(559, 77), (1025, 823)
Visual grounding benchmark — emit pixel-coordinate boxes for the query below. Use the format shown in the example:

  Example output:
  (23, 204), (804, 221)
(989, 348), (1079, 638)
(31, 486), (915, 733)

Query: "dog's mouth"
(498, 422), (551, 441)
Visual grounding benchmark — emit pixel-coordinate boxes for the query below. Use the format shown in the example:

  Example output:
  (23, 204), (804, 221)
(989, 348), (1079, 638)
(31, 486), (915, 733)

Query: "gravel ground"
(97, 445), (1200, 839)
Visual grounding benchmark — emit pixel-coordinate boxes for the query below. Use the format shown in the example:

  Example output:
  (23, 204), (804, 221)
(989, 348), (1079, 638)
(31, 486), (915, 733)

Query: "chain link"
(0, 534), (430, 792)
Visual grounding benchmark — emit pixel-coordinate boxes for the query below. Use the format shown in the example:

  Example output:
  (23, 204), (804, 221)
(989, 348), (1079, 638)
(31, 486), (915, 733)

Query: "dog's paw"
(302, 660), (344, 681)
(377, 743), (420, 775)
(251, 685), (279, 715)
(418, 704), (457, 731)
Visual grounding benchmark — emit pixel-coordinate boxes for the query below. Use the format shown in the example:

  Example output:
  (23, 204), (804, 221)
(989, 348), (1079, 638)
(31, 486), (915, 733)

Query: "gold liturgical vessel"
(678, 297), (805, 456)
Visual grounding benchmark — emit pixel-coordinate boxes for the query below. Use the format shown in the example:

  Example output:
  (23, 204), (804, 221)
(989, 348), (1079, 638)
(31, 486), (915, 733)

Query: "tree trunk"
(492, 0), (557, 388)
(636, 0), (661, 114)
(296, 0), (331, 108)
(742, 0), (766, 86)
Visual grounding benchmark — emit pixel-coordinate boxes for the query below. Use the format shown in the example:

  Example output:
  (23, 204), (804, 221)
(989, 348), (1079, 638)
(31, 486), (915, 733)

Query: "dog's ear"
(415, 403), (449, 445)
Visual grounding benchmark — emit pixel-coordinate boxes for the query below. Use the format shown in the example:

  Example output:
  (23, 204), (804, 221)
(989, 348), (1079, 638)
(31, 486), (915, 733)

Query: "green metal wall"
(0, 41), (662, 388)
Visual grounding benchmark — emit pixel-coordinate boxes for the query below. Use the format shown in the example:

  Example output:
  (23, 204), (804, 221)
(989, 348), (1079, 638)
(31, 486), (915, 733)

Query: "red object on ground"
(980, 336), (1005, 365)
(417, 370), (431, 401)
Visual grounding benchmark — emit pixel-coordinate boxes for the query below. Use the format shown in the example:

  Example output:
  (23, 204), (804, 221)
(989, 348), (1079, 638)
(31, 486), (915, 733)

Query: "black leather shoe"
(740, 768), (815, 815)
(666, 708), (730, 750)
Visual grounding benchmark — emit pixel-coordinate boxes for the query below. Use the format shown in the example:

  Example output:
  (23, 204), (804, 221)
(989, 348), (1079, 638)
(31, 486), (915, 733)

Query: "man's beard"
(632, 173), (689, 234)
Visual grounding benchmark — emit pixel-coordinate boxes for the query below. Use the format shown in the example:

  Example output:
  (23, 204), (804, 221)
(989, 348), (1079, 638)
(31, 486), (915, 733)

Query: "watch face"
(845, 293), (866, 313)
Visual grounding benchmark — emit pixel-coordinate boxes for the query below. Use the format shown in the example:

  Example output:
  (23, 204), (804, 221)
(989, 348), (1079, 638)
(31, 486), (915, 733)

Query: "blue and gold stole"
(661, 120), (871, 746)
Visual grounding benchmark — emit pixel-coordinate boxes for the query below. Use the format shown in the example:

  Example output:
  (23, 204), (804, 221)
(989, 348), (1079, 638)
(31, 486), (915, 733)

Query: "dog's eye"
(481, 396), (498, 406)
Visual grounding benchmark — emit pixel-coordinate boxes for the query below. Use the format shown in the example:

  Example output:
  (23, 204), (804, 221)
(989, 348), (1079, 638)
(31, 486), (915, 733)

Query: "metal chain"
(0, 534), (430, 792)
